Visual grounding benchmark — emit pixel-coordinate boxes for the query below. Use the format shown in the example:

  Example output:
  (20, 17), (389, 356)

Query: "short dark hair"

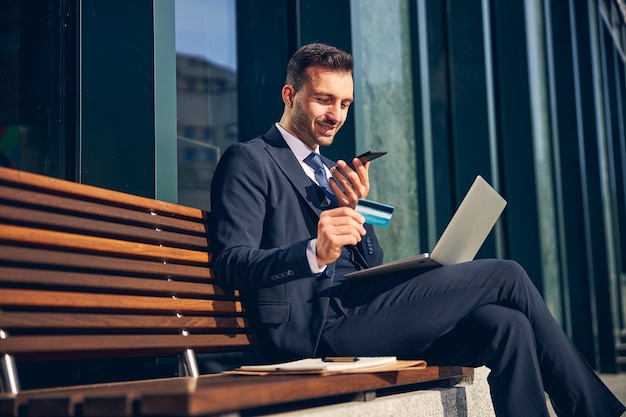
(285, 43), (353, 91)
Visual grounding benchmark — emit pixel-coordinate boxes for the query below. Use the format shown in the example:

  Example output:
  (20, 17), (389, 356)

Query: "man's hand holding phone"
(347, 150), (387, 169)
(329, 150), (387, 208)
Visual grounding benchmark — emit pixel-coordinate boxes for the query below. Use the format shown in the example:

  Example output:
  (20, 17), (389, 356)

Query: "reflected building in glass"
(176, 53), (238, 210)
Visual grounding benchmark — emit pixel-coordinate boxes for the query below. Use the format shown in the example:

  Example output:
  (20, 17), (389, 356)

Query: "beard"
(291, 100), (340, 148)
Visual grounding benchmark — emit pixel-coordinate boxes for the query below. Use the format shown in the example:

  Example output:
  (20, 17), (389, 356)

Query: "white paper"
(238, 356), (397, 372)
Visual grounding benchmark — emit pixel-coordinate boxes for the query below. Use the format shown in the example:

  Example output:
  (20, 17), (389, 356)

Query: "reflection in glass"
(351, 0), (419, 261)
(175, 0), (237, 210)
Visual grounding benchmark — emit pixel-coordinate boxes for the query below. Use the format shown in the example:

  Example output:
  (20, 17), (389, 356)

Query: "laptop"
(344, 175), (507, 279)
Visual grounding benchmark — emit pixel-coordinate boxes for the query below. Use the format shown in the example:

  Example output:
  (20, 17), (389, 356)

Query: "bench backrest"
(0, 166), (252, 393)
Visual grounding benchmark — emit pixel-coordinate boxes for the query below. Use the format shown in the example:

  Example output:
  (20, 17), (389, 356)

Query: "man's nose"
(326, 103), (342, 122)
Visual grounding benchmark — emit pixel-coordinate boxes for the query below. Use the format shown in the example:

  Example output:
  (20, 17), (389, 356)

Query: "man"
(210, 43), (624, 417)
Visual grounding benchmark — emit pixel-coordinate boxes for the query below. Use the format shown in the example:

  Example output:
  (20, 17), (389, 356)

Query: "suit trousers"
(318, 259), (624, 417)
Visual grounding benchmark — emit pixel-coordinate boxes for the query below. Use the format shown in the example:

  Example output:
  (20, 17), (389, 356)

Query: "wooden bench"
(0, 166), (474, 417)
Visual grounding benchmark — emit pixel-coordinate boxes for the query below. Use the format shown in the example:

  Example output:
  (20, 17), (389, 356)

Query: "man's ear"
(282, 85), (296, 107)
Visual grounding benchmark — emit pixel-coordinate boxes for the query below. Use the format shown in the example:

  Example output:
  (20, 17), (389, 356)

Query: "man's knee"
(483, 259), (536, 295)
(488, 258), (527, 279)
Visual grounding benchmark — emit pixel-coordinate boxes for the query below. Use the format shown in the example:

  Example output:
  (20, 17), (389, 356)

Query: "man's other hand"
(315, 207), (366, 266)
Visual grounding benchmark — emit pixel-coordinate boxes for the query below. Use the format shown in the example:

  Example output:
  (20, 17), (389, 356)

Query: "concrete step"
(270, 366), (495, 417)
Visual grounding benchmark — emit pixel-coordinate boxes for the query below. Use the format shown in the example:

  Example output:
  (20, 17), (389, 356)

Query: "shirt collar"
(275, 122), (319, 163)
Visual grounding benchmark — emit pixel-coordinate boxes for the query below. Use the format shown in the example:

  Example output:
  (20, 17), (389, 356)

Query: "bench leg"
(1, 353), (20, 394)
(182, 348), (199, 377)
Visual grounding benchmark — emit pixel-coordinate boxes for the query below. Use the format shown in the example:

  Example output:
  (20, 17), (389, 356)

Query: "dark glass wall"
(0, 0), (77, 178)
(80, 0), (156, 197)
(0, 0), (159, 198)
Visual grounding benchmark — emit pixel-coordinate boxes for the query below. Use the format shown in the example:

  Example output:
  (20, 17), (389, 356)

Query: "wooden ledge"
(0, 366), (473, 417)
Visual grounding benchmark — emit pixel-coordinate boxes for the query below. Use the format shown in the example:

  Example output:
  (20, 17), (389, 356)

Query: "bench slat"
(0, 267), (231, 297)
(0, 168), (205, 220)
(25, 397), (74, 417)
(0, 205), (209, 249)
(0, 289), (244, 314)
(1, 334), (252, 358)
(0, 312), (247, 330)
(0, 246), (213, 281)
(1, 224), (209, 264)
(0, 185), (207, 235)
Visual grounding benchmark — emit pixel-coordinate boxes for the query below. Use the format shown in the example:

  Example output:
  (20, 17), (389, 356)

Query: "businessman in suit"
(210, 43), (623, 417)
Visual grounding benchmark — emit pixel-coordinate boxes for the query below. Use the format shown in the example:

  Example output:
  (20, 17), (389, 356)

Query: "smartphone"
(347, 150), (388, 168)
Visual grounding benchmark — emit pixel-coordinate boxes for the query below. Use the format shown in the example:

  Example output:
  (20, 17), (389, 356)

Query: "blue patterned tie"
(304, 153), (338, 208)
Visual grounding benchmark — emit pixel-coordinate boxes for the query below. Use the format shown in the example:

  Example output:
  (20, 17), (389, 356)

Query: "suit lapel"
(261, 126), (328, 217)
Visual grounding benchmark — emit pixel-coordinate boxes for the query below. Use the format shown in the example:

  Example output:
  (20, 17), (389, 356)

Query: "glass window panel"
(351, 0), (419, 262)
(175, 0), (237, 210)
(525, 0), (561, 317)
(0, 0), (75, 178)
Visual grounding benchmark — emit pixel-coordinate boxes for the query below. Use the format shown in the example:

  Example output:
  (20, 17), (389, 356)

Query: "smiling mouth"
(317, 121), (337, 134)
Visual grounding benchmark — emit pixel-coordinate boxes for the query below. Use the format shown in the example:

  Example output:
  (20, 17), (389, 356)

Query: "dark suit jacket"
(210, 125), (384, 361)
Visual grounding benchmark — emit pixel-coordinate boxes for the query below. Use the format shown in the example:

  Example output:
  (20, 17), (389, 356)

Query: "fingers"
(329, 158), (370, 208)
(315, 208), (366, 266)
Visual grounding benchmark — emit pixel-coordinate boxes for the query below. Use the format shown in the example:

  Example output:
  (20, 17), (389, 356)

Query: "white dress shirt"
(275, 122), (329, 274)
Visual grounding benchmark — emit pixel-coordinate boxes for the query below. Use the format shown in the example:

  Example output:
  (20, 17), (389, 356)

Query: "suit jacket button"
(325, 269), (335, 278)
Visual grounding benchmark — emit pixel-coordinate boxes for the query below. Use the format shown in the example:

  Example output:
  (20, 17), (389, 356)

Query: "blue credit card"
(355, 198), (394, 227)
